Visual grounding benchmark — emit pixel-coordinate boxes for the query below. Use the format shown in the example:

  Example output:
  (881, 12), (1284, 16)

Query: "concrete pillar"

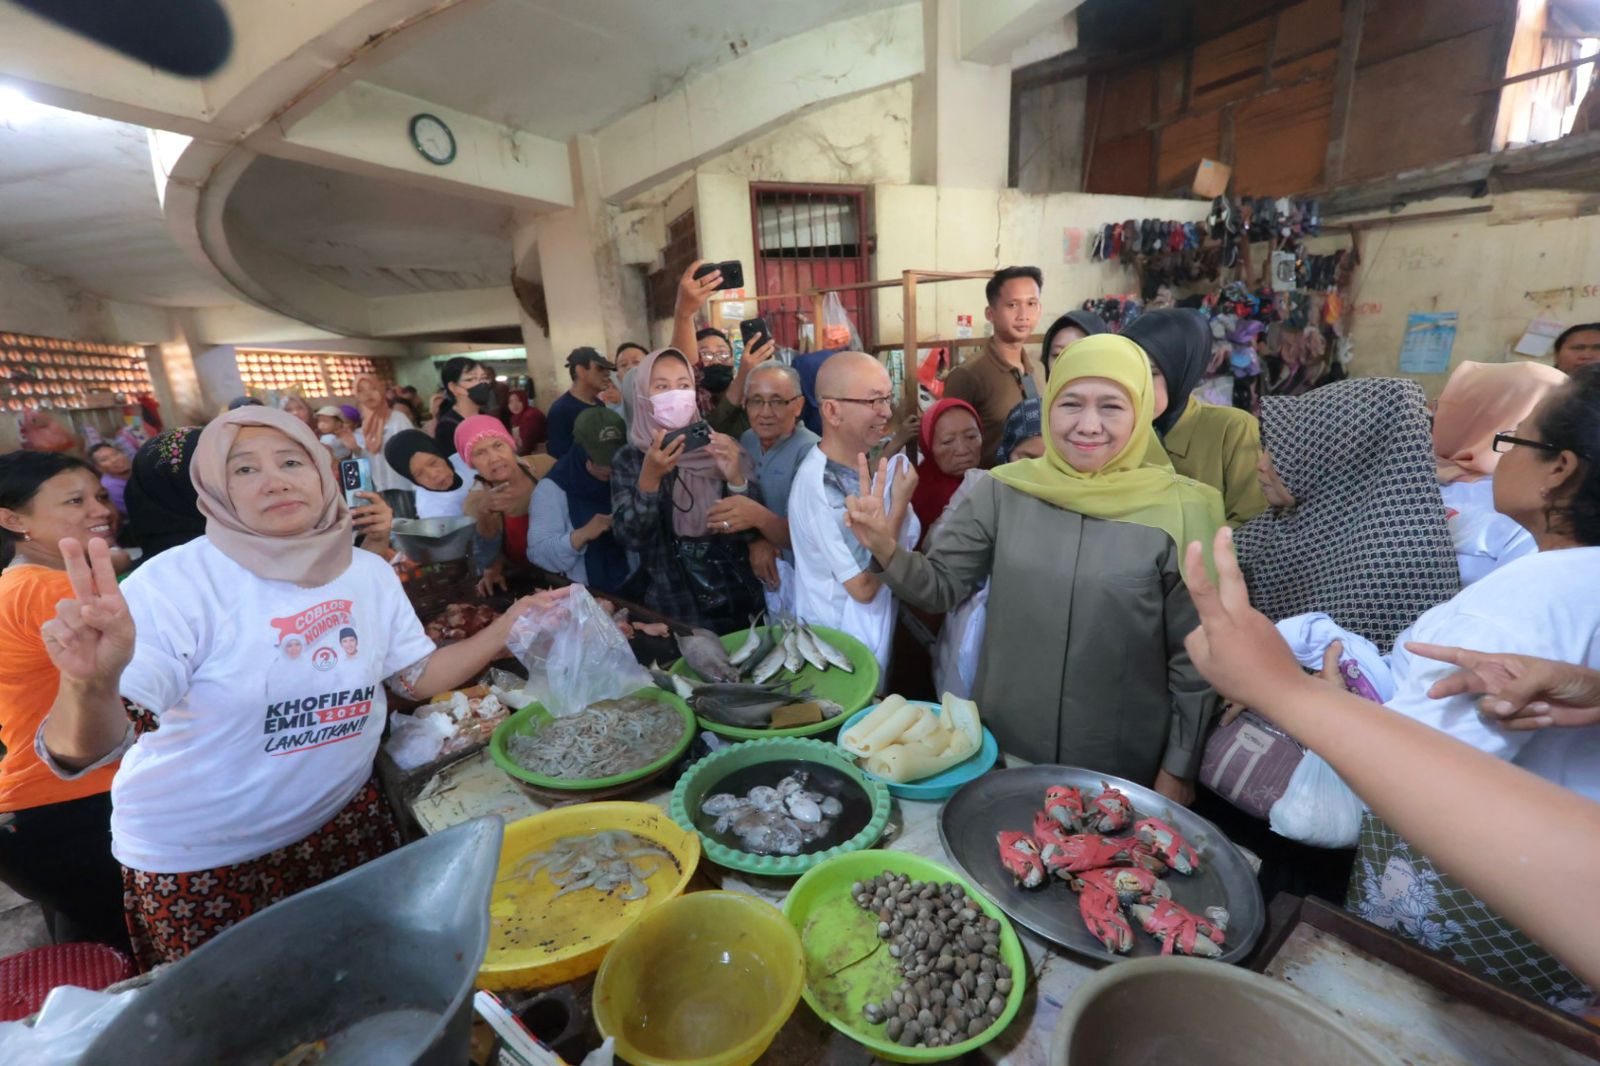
(524, 134), (643, 408)
(911, 0), (1013, 190)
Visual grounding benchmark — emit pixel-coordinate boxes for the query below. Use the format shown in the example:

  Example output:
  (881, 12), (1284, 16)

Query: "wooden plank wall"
(1080, 0), (1514, 197)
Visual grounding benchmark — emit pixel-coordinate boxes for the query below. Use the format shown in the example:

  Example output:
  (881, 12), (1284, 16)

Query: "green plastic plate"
(783, 850), (1028, 1062)
(488, 687), (694, 791)
(668, 736), (892, 878)
(668, 624), (881, 739)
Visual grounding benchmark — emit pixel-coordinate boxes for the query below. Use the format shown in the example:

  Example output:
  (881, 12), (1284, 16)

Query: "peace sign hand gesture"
(843, 454), (901, 563)
(41, 538), (136, 686)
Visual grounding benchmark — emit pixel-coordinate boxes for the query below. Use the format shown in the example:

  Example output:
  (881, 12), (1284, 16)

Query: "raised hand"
(641, 429), (686, 487)
(1181, 526), (1307, 710)
(41, 538), (136, 685)
(676, 260), (721, 323)
(1406, 642), (1600, 731)
(706, 432), (747, 484)
(843, 453), (898, 562)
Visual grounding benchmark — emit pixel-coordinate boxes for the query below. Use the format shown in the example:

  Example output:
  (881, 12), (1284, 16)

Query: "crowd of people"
(0, 259), (1598, 1019)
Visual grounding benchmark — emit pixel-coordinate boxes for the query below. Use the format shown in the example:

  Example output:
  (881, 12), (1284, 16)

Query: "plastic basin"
(593, 891), (804, 1066)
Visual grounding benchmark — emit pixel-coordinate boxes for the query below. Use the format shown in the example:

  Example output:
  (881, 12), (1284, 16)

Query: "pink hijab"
(1433, 361), (1566, 483)
(454, 414), (515, 468)
(190, 406), (352, 588)
(630, 348), (734, 537)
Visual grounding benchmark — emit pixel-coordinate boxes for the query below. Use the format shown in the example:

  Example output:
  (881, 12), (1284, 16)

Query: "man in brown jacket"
(943, 266), (1044, 467)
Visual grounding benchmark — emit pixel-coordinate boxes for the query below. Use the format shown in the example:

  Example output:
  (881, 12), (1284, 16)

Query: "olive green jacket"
(1158, 398), (1268, 528)
(878, 474), (1217, 784)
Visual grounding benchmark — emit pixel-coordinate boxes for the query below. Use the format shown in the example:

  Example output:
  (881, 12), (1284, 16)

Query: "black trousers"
(0, 791), (130, 953)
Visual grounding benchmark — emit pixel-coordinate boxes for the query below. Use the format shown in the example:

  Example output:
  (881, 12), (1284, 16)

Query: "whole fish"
(802, 623), (855, 673)
(737, 628), (778, 681)
(782, 623), (804, 674)
(691, 684), (809, 729)
(793, 624), (829, 672)
(750, 638), (789, 684)
(648, 663), (700, 701)
(676, 627), (740, 683)
(727, 614), (766, 666)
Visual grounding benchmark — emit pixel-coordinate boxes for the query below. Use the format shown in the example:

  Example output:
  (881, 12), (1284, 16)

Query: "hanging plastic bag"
(933, 582), (987, 700)
(383, 709), (456, 771)
(504, 585), (651, 717)
(916, 345), (950, 400)
(820, 291), (861, 350)
(1268, 751), (1366, 848)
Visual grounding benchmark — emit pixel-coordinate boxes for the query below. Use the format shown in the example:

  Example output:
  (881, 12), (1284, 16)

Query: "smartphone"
(662, 420), (713, 453)
(739, 316), (770, 349)
(693, 260), (745, 291)
(339, 457), (373, 508)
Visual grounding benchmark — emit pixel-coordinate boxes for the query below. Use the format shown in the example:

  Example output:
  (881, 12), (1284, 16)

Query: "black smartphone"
(739, 316), (770, 349)
(693, 260), (744, 291)
(662, 420), (713, 453)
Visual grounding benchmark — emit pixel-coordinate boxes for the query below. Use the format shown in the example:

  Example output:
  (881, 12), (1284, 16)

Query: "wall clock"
(409, 113), (456, 165)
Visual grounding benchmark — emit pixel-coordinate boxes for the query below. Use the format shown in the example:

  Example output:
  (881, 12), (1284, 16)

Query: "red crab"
(1075, 881), (1134, 954)
(1037, 832), (1139, 877)
(1133, 817), (1200, 875)
(1043, 785), (1089, 832)
(997, 830), (1045, 889)
(1085, 784), (1134, 834)
(1128, 898), (1228, 958)
(1070, 865), (1171, 905)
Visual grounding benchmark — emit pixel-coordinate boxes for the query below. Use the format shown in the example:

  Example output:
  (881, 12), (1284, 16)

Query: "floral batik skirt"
(1346, 812), (1594, 1015)
(121, 776), (401, 972)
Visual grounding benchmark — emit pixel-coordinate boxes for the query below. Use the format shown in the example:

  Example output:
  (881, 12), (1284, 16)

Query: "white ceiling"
(224, 155), (518, 298)
(0, 105), (237, 307)
(366, 0), (909, 139)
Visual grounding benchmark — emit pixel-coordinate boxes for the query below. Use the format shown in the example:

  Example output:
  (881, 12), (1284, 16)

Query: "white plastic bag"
(504, 585), (650, 717)
(384, 710), (456, 770)
(933, 582), (988, 700)
(820, 291), (862, 350)
(0, 984), (141, 1063)
(1268, 751), (1366, 848)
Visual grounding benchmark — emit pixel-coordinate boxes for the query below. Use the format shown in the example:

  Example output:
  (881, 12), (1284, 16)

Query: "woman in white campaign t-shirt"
(35, 407), (557, 971)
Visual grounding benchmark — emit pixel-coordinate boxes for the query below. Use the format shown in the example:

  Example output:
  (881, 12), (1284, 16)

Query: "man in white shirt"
(788, 352), (919, 674)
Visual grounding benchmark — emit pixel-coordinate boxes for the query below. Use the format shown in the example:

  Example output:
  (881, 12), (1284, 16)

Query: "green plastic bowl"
(669, 737), (892, 878)
(489, 687), (695, 791)
(669, 624), (881, 739)
(782, 850), (1028, 1063)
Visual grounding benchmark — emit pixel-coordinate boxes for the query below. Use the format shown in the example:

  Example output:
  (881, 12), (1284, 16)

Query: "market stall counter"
(408, 749), (1598, 1066)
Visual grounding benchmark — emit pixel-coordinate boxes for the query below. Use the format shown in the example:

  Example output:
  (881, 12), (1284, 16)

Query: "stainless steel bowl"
(393, 515), (477, 563)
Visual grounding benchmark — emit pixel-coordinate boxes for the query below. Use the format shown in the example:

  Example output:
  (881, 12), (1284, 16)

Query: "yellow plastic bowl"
(479, 803), (700, 991)
(593, 891), (805, 1066)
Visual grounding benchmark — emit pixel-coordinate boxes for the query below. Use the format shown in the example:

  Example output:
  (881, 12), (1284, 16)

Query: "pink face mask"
(649, 388), (699, 429)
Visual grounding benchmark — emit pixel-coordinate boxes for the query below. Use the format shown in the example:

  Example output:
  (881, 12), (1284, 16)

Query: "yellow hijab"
(991, 333), (1224, 557)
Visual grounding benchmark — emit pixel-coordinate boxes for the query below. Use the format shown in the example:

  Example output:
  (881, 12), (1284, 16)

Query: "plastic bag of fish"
(701, 773), (844, 855)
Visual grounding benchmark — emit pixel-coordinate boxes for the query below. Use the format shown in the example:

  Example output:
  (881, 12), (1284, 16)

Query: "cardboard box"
(1192, 158), (1232, 199)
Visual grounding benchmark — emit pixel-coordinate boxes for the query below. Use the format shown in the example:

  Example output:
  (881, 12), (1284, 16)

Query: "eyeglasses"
(826, 396), (895, 412)
(697, 349), (734, 364)
(1492, 431), (1559, 454)
(745, 395), (801, 411)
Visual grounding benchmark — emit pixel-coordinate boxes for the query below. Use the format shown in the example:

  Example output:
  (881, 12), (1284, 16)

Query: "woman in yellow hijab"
(847, 335), (1224, 802)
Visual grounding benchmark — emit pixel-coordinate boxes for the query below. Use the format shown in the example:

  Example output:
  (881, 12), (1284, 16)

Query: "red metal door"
(750, 184), (872, 350)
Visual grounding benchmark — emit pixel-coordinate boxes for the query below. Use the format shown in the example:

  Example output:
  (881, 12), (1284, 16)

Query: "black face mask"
(465, 382), (495, 408)
(701, 365), (734, 393)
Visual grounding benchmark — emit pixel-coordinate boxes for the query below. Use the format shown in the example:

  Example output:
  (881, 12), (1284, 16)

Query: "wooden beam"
(1497, 52), (1600, 88)
(901, 271), (919, 410)
(1324, 0), (1367, 185)
(1263, 10), (1282, 88)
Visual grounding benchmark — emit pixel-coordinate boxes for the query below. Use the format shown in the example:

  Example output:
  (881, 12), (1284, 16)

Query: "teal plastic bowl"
(669, 737), (892, 878)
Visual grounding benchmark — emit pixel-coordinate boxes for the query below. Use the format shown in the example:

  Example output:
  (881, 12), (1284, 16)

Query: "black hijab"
(1123, 309), (1213, 435)
(125, 427), (204, 559)
(384, 430), (462, 491)
(1041, 310), (1108, 373)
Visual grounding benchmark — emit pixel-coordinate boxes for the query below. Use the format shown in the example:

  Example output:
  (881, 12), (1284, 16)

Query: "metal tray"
(939, 765), (1264, 966)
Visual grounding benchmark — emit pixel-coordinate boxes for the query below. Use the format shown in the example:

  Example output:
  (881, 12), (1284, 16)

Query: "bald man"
(786, 352), (921, 675)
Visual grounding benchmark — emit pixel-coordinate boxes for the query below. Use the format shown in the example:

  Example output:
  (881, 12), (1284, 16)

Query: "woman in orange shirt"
(0, 451), (129, 950)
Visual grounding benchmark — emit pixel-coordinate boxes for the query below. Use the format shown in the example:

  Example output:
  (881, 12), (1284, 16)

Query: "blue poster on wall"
(1399, 312), (1457, 374)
